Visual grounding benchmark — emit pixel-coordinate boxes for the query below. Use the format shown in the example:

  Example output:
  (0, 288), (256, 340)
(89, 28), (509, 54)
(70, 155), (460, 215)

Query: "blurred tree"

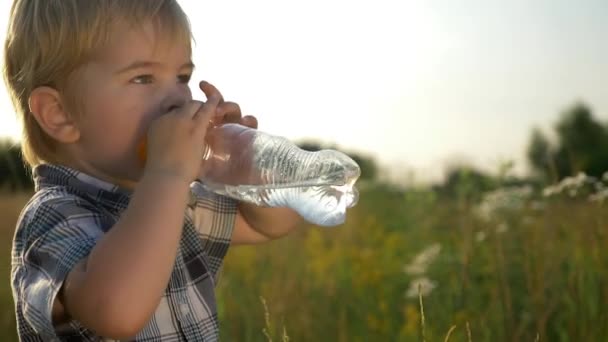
(527, 128), (555, 181)
(296, 140), (377, 181)
(554, 103), (608, 178)
(435, 165), (495, 201)
(527, 103), (608, 181)
(0, 139), (33, 191)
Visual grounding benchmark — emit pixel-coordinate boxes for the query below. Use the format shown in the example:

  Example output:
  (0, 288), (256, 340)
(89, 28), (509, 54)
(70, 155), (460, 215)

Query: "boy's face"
(68, 21), (193, 188)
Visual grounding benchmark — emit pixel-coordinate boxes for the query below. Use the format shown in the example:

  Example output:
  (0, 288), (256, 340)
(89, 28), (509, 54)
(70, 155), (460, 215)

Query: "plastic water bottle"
(196, 123), (361, 226)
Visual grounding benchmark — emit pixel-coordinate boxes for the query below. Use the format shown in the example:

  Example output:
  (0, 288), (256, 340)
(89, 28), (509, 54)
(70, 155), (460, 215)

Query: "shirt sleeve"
(189, 181), (238, 277)
(12, 193), (104, 339)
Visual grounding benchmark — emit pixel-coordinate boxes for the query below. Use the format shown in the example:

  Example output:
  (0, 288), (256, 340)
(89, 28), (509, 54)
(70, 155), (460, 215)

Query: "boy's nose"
(160, 86), (192, 113)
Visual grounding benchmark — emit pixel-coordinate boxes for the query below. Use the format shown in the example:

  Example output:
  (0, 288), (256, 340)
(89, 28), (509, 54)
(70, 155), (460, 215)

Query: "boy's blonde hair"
(3, 0), (192, 168)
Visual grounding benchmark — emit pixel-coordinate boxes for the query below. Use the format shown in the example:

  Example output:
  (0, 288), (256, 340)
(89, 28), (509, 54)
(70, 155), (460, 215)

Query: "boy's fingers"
(241, 115), (258, 129)
(184, 101), (204, 118)
(199, 81), (223, 107)
(193, 102), (218, 133)
(199, 80), (224, 99)
(214, 101), (242, 124)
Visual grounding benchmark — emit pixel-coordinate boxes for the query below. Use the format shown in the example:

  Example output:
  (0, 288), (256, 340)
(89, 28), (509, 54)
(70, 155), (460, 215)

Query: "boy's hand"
(200, 80), (258, 129)
(144, 82), (222, 184)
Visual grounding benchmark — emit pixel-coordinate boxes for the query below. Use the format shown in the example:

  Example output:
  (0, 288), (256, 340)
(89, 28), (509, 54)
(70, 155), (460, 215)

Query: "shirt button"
(188, 190), (197, 208)
(180, 303), (190, 315)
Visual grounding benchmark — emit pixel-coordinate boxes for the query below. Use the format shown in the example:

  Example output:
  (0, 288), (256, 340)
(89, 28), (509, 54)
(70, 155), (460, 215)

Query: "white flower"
(475, 185), (533, 221)
(404, 243), (441, 275)
(542, 184), (561, 197)
(594, 182), (605, 192)
(589, 188), (608, 203)
(406, 277), (437, 298)
(543, 172), (597, 198)
(475, 231), (486, 242)
(496, 222), (509, 234)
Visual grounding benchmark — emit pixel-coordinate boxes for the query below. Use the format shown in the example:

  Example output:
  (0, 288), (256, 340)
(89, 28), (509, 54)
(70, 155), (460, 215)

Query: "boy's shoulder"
(14, 185), (109, 250)
(24, 184), (96, 212)
(16, 163), (130, 234)
(19, 184), (98, 221)
(11, 187), (113, 341)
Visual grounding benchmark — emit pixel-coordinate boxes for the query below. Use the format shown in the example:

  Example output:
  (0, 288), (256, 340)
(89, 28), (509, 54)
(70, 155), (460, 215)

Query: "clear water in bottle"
(199, 124), (361, 226)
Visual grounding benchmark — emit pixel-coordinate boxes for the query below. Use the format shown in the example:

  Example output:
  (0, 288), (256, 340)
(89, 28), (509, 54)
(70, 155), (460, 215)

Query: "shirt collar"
(33, 163), (132, 204)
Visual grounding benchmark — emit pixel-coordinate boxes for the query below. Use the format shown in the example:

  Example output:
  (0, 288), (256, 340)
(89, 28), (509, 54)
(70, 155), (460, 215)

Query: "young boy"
(5, 1), (302, 340)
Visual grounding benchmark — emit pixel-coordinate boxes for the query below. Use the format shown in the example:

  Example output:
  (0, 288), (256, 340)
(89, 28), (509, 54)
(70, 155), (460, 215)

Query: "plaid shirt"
(11, 164), (237, 341)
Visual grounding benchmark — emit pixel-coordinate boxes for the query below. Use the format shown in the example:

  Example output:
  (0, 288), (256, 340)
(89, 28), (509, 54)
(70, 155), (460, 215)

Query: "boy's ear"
(29, 86), (80, 144)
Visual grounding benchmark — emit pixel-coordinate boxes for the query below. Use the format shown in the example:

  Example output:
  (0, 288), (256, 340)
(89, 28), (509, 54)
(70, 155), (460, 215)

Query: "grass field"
(1, 192), (30, 342)
(2, 178), (608, 341)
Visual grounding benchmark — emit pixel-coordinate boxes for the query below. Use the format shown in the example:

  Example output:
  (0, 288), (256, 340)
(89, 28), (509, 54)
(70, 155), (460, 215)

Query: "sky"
(0, 0), (606, 183)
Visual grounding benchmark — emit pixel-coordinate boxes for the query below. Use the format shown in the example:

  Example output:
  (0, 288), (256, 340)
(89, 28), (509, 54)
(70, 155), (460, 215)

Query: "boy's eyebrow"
(115, 61), (195, 74)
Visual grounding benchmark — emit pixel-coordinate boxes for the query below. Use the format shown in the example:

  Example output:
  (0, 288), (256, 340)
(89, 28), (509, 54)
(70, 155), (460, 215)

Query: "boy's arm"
(55, 92), (221, 339)
(231, 203), (303, 245)
(57, 173), (191, 339)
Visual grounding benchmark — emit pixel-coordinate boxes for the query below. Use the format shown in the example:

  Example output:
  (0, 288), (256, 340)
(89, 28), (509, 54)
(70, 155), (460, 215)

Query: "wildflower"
(542, 184), (560, 197)
(475, 231), (486, 242)
(589, 188), (608, 203)
(403, 243), (441, 275)
(594, 182), (605, 192)
(405, 277), (437, 298)
(475, 185), (533, 221)
(496, 222), (509, 234)
(542, 172), (597, 198)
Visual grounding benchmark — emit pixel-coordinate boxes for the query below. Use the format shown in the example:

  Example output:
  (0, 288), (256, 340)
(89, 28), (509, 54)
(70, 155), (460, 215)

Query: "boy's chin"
(125, 169), (146, 186)
(106, 165), (145, 190)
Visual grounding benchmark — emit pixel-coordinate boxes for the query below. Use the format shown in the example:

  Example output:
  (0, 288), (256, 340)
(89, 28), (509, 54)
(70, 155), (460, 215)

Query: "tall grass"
(217, 182), (608, 341)
(0, 192), (30, 342)
(1, 178), (608, 341)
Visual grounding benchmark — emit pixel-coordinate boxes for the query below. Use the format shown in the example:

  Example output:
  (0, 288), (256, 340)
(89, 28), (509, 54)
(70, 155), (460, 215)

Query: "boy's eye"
(178, 74), (192, 84)
(131, 75), (154, 84)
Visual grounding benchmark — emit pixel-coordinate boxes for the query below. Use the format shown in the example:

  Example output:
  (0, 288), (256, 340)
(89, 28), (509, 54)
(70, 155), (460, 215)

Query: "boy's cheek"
(137, 108), (164, 137)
